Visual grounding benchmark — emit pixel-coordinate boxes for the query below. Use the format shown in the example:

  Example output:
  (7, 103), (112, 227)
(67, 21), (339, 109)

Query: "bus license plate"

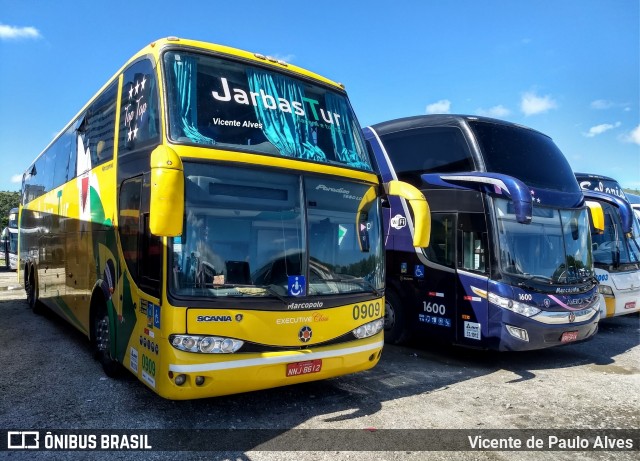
(286, 359), (322, 377)
(561, 331), (578, 343)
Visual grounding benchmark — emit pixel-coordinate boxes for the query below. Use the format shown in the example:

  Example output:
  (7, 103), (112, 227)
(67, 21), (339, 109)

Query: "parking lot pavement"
(0, 267), (22, 300)
(0, 267), (638, 460)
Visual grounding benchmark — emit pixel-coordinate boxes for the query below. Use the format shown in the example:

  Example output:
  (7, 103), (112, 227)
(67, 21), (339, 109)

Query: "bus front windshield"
(163, 50), (372, 171)
(494, 198), (593, 284)
(170, 163), (382, 299)
(592, 202), (640, 270)
(8, 231), (17, 253)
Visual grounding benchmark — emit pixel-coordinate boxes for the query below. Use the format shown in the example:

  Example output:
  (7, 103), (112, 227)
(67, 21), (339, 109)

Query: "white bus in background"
(576, 174), (640, 318)
(1, 207), (18, 270)
(626, 192), (640, 223)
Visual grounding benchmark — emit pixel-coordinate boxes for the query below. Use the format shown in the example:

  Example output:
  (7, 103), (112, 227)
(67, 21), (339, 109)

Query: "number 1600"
(423, 301), (446, 315)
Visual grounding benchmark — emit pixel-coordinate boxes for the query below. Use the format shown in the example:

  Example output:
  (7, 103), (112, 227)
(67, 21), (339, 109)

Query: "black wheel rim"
(384, 299), (395, 330)
(95, 315), (110, 353)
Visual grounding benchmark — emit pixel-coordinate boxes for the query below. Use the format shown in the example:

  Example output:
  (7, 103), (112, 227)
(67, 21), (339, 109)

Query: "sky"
(0, 0), (638, 192)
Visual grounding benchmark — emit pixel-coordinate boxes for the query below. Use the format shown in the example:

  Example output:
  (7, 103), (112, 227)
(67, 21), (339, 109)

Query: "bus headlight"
(170, 334), (243, 353)
(353, 318), (384, 339)
(488, 292), (541, 317)
(598, 285), (614, 296)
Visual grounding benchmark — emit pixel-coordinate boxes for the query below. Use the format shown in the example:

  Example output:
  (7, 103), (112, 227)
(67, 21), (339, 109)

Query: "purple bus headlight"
(488, 292), (541, 317)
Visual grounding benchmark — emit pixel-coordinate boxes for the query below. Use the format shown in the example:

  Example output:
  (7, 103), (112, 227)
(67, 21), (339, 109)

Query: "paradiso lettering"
(212, 77), (342, 126)
(315, 184), (363, 201)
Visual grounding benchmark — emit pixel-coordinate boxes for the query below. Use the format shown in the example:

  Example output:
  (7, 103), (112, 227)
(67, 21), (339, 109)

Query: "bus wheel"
(91, 298), (122, 378)
(384, 290), (410, 345)
(26, 269), (43, 315)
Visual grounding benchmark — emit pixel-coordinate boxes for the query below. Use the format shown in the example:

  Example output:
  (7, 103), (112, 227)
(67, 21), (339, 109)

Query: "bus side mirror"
(570, 218), (579, 240)
(356, 186), (377, 252)
(585, 201), (604, 234)
(149, 145), (184, 237)
(385, 180), (431, 248)
(422, 172), (532, 224)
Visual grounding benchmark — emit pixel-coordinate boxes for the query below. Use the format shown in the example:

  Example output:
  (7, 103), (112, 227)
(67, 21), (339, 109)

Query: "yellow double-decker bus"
(19, 37), (430, 399)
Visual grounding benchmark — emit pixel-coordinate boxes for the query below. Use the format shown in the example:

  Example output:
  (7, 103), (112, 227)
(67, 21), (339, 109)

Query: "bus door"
(455, 212), (490, 347)
(418, 212), (457, 342)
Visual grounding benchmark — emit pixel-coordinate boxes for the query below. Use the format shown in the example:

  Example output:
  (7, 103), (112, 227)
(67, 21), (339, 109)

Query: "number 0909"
(352, 302), (381, 320)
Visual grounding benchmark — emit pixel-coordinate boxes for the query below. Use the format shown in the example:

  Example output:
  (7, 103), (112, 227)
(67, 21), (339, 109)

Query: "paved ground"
(0, 267), (638, 460)
(0, 267), (21, 296)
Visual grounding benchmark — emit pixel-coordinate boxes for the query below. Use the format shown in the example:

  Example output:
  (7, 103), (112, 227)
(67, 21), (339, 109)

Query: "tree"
(0, 191), (21, 229)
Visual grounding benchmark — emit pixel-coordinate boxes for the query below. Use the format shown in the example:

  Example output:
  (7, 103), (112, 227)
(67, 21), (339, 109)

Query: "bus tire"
(384, 290), (410, 345)
(26, 267), (44, 315)
(91, 295), (122, 378)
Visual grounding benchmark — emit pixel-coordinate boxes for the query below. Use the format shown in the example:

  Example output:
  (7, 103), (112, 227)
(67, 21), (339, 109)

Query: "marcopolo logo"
(298, 326), (313, 343)
(287, 301), (324, 310)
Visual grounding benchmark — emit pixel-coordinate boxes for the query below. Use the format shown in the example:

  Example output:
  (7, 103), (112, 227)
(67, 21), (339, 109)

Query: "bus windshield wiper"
(516, 281), (544, 293)
(256, 284), (288, 303)
(517, 275), (553, 292)
(525, 275), (554, 284)
(319, 277), (382, 297)
(210, 283), (288, 303)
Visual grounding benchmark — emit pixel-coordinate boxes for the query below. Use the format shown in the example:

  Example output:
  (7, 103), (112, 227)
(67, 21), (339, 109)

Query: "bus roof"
(625, 192), (640, 205)
(138, 37), (344, 89)
(367, 114), (548, 138)
(574, 172), (618, 183)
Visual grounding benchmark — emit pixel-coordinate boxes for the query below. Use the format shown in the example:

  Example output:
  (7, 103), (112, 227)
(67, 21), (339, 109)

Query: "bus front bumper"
(493, 307), (600, 351)
(154, 337), (384, 400)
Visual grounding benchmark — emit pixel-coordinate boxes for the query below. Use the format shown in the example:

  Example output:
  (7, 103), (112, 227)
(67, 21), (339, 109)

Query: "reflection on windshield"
(495, 198), (593, 284)
(170, 163), (382, 298)
(306, 177), (382, 294)
(592, 202), (640, 269)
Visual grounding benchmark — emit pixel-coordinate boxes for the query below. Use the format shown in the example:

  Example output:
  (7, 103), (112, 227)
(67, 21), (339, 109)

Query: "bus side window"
(118, 177), (142, 279)
(425, 213), (455, 267)
(120, 57), (160, 154)
(83, 81), (117, 167)
(140, 213), (162, 297)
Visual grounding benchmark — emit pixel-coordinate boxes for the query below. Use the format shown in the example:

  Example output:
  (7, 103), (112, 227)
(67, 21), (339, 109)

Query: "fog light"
(195, 376), (205, 386)
(175, 374), (187, 386)
(505, 325), (529, 342)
